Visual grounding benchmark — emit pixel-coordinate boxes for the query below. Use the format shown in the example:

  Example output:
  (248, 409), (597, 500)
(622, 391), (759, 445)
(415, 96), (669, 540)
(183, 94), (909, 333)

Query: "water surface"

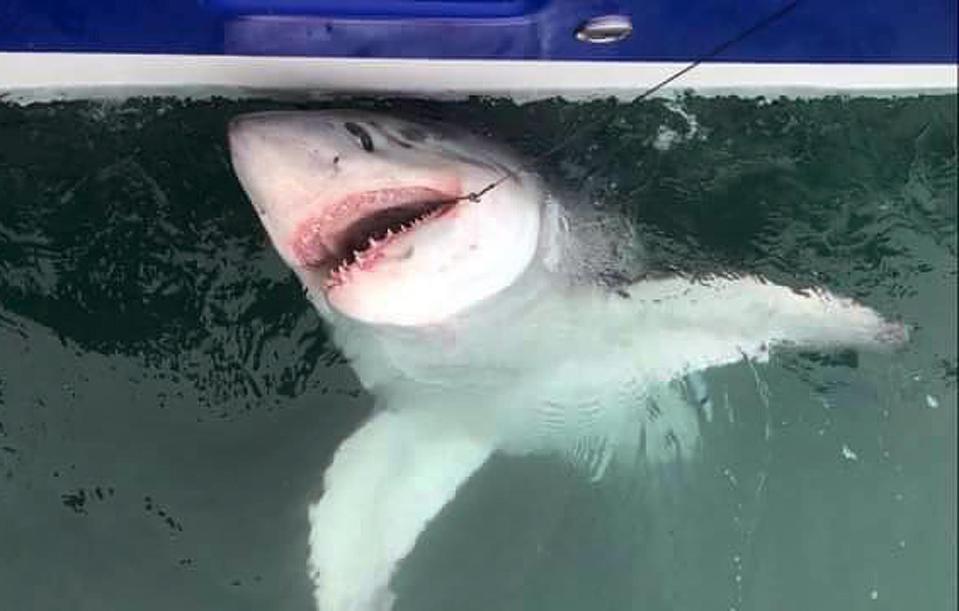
(0, 95), (955, 611)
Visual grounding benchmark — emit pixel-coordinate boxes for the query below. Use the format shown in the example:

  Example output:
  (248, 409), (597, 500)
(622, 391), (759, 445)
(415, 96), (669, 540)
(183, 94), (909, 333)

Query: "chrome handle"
(575, 14), (633, 44)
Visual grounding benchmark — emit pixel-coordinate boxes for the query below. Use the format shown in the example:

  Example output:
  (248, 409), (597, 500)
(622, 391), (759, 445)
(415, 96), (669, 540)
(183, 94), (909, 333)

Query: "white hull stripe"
(1, 52), (955, 103)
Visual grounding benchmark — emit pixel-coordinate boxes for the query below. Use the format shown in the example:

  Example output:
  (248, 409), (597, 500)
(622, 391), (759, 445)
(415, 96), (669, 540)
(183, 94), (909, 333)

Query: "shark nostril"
(344, 121), (375, 153)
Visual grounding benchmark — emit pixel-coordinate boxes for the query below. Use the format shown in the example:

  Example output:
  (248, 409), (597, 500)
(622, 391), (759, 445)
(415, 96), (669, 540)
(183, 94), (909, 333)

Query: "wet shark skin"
(227, 110), (907, 611)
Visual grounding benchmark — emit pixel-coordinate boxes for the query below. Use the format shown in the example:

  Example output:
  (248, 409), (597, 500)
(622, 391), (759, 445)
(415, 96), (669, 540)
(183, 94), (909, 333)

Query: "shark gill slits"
(344, 122), (374, 153)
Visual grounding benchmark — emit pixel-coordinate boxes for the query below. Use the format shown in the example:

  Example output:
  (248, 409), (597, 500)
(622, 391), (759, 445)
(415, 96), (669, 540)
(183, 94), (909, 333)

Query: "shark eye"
(344, 122), (375, 153)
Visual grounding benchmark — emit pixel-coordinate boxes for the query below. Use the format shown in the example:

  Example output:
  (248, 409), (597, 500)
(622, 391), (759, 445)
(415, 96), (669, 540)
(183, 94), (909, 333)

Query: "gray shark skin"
(228, 110), (906, 611)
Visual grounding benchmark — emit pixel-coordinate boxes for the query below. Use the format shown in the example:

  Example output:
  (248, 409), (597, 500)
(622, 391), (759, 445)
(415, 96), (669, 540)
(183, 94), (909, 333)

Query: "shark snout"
(229, 113), (298, 157)
(229, 112), (341, 154)
(228, 113), (276, 169)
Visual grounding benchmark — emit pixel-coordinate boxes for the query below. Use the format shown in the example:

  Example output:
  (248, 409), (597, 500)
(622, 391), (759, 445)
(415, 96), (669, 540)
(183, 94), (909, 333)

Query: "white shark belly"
(305, 274), (904, 611)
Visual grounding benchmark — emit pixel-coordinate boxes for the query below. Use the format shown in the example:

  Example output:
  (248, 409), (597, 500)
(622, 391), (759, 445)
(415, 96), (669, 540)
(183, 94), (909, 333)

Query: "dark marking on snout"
(385, 132), (413, 149)
(399, 126), (427, 142)
(368, 123), (413, 149)
(344, 122), (374, 153)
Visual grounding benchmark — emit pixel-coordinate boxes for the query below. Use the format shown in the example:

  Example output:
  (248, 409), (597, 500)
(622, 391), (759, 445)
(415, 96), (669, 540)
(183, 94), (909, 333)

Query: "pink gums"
(291, 185), (459, 268)
(324, 199), (464, 291)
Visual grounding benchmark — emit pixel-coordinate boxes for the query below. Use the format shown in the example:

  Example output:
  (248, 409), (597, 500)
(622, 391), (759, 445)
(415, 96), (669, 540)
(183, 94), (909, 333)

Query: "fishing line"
(452, 0), (802, 204)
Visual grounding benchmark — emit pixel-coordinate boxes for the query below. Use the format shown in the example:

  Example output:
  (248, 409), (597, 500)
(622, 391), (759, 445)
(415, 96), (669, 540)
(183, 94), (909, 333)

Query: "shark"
(227, 110), (907, 611)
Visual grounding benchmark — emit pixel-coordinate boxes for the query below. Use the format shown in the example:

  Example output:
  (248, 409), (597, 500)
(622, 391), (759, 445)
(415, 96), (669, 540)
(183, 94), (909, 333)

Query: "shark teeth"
(326, 260), (352, 288)
(325, 199), (456, 285)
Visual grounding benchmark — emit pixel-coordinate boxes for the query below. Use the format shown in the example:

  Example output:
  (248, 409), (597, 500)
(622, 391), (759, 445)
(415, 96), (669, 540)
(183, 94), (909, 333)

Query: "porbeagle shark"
(228, 110), (905, 611)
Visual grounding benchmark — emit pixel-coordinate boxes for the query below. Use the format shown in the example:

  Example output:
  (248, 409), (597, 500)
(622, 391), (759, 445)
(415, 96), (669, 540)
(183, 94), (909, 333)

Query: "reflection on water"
(0, 95), (956, 611)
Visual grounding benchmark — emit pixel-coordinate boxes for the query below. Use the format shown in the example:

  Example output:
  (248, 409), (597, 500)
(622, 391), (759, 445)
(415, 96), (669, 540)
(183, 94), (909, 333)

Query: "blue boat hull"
(0, 0), (955, 63)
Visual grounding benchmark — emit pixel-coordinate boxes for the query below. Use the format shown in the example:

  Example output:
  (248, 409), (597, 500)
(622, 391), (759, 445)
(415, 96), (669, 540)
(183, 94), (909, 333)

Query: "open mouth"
(293, 186), (459, 284)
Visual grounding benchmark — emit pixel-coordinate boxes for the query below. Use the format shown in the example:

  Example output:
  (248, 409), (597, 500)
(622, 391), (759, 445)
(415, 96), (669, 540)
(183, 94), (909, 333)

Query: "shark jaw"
(229, 110), (542, 327)
(298, 187), (459, 287)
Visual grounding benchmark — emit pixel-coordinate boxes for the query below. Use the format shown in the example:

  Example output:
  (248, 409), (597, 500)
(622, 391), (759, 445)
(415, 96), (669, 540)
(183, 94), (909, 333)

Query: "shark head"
(229, 110), (543, 327)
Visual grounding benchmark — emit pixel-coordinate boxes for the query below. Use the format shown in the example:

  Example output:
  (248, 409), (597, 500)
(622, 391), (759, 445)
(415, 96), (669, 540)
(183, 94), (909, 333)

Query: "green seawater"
(0, 95), (956, 611)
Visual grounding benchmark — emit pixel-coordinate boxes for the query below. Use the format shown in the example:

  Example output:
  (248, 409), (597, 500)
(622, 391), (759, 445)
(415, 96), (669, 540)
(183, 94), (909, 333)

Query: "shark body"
(228, 110), (906, 611)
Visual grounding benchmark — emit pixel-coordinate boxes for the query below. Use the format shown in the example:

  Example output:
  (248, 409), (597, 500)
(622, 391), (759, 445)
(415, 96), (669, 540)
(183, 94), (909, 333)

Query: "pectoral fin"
(621, 275), (907, 383)
(307, 406), (494, 611)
